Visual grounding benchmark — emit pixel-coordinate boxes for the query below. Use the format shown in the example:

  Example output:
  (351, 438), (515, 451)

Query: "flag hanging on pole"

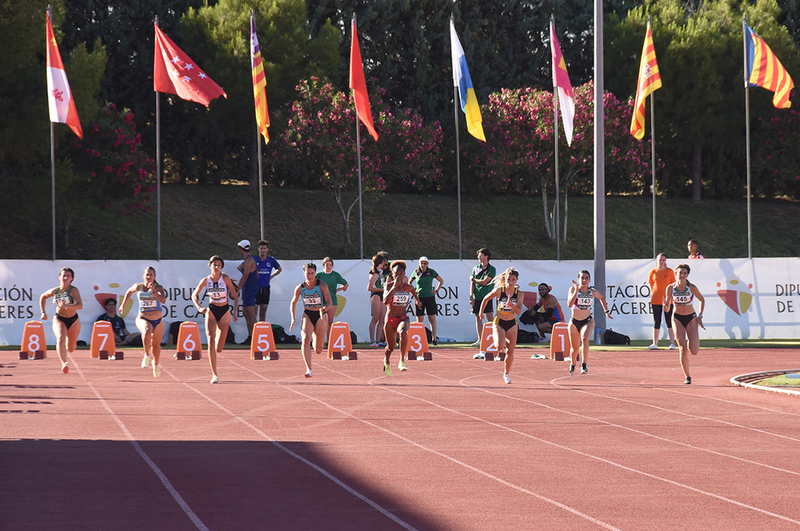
(349, 17), (378, 141)
(630, 20), (662, 140)
(153, 23), (227, 107)
(449, 20), (485, 142)
(250, 13), (270, 144)
(744, 23), (794, 109)
(550, 20), (575, 146)
(46, 13), (82, 139)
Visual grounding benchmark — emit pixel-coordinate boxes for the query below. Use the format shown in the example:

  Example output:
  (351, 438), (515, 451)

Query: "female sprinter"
(290, 263), (332, 378)
(382, 261), (421, 376)
(39, 267), (83, 374)
(192, 256), (239, 384)
(664, 263), (706, 384)
(120, 266), (167, 377)
(367, 254), (388, 347)
(479, 268), (524, 384)
(566, 270), (612, 375)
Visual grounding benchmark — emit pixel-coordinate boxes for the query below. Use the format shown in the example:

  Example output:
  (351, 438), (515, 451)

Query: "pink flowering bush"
(465, 81), (660, 196)
(74, 104), (155, 215)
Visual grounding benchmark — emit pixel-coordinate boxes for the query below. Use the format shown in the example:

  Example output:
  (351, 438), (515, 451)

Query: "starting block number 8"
(20, 321), (47, 359)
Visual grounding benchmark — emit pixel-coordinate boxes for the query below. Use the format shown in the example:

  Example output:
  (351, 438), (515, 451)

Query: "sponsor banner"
(0, 258), (797, 346)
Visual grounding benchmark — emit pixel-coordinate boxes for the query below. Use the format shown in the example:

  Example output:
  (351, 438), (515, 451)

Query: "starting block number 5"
(250, 322), (278, 360)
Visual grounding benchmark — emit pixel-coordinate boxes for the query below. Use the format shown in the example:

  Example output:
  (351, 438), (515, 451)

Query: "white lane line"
(222, 359), (621, 531)
(69, 358), (210, 531)
(182, 378), (420, 531)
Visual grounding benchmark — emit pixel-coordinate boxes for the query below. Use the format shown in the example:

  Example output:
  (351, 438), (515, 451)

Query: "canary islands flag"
(450, 20), (485, 142)
(744, 22), (794, 109)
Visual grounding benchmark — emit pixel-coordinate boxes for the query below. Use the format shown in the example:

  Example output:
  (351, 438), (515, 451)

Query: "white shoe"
(473, 352), (485, 360)
(304, 369), (312, 378)
(503, 373), (511, 384)
(398, 360), (408, 371)
(669, 344), (677, 350)
(141, 355), (153, 368)
(210, 374), (219, 384)
(647, 344), (659, 350)
(153, 365), (161, 378)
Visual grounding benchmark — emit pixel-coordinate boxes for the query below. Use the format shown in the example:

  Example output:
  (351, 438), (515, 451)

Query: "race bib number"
(140, 296), (158, 310)
(303, 293), (323, 308)
(393, 291), (412, 306)
(208, 287), (227, 302)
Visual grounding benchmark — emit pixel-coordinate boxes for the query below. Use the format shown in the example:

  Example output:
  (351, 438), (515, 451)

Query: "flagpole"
(258, 126), (264, 241)
(155, 16), (161, 261)
(650, 92), (657, 259)
(356, 106), (363, 260)
(454, 84), (462, 260)
(48, 5), (56, 261)
(593, 0), (607, 342)
(554, 88), (560, 262)
(743, 18), (752, 259)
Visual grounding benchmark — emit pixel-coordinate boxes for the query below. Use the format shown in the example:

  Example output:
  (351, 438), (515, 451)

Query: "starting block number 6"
(182, 335), (197, 352)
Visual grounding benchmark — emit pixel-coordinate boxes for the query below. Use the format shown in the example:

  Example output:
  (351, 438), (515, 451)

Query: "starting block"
(550, 322), (570, 362)
(407, 322), (432, 360)
(90, 321), (116, 359)
(19, 321), (47, 360)
(250, 322), (279, 360)
(327, 322), (357, 360)
(479, 322), (503, 361)
(176, 322), (202, 360)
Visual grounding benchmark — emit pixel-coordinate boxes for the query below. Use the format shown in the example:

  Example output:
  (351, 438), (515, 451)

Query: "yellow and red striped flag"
(744, 23), (794, 109)
(251, 12), (269, 144)
(46, 13), (82, 138)
(630, 20), (661, 140)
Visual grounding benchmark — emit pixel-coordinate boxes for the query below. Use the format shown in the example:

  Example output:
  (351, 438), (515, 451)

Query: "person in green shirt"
(470, 248), (496, 353)
(410, 257), (444, 345)
(316, 257), (348, 345)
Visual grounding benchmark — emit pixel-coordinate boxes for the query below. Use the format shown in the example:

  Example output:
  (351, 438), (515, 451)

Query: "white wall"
(1, 257), (798, 346)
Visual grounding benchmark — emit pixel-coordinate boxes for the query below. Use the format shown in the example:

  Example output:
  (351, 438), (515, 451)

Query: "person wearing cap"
(236, 240), (258, 344)
(409, 256), (444, 345)
(254, 240), (282, 322)
(531, 283), (564, 337)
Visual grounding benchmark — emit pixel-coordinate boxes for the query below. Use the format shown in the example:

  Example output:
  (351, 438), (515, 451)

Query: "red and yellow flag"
(744, 23), (794, 109)
(630, 20), (661, 140)
(46, 13), (82, 138)
(251, 12), (269, 144)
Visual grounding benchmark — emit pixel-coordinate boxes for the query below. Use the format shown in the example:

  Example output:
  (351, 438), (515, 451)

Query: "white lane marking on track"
(69, 358), (210, 531)
(548, 376), (800, 443)
(223, 359), (622, 531)
(304, 359), (800, 527)
(183, 376), (420, 531)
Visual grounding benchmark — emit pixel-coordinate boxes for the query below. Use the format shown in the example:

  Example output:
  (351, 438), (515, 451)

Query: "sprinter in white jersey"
(192, 255), (239, 384)
(664, 263), (705, 384)
(566, 269), (611, 375)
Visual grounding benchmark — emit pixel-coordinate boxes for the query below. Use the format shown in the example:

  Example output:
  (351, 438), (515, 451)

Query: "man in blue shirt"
(254, 240), (282, 322)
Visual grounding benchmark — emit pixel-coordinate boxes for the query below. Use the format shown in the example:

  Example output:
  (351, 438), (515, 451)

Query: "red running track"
(1, 346), (799, 530)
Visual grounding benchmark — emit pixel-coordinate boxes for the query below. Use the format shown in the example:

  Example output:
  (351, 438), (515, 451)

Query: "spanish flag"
(449, 20), (485, 142)
(744, 23), (794, 109)
(630, 20), (661, 140)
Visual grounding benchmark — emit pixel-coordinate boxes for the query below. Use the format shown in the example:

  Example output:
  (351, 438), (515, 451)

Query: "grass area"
(4, 184), (800, 260)
(756, 374), (800, 386)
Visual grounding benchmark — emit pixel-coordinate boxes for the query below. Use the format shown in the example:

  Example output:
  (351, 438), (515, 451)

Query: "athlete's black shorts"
(255, 286), (271, 305)
(415, 296), (438, 317)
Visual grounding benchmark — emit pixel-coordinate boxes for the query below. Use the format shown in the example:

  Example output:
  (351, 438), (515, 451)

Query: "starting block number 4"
(251, 322), (279, 360)
(177, 321), (202, 360)
(327, 322), (357, 360)
(19, 321), (47, 359)
(407, 322), (432, 360)
(550, 322), (570, 361)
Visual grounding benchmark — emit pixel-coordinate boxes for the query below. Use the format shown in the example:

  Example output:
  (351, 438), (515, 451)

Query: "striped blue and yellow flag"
(251, 12), (269, 144)
(744, 22), (794, 109)
(450, 20), (485, 142)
